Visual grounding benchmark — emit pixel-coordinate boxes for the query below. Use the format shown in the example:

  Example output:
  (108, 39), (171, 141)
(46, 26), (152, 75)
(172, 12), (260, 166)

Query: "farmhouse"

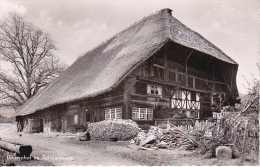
(16, 8), (239, 133)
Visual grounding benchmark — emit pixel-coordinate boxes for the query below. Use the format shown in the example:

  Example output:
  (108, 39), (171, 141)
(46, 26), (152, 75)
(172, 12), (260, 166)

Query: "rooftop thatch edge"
(16, 8), (238, 116)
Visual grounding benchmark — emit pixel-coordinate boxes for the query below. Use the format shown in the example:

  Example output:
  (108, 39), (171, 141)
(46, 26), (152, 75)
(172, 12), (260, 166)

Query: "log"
(139, 135), (155, 146)
(127, 144), (157, 151)
(168, 122), (198, 146)
(0, 140), (32, 157)
(137, 146), (157, 151)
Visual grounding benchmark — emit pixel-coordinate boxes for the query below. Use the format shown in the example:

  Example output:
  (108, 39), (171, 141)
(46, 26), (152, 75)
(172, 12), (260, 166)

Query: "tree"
(0, 13), (67, 107)
(236, 64), (260, 113)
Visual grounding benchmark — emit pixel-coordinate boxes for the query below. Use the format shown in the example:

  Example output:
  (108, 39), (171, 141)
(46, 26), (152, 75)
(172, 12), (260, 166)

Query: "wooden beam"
(149, 58), (154, 77)
(123, 76), (137, 119)
(138, 76), (210, 93)
(95, 100), (124, 107)
(163, 47), (169, 81)
(231, 66), (233, 90)
(154, 64), (165, 69)
(205, 57), (213, 67)
(219, 69), (232, 94)
(131, 99), (170, 107)
(185, 50), (193, 74)
(193, 77), (196, 89)
(204, 81), (212, 91)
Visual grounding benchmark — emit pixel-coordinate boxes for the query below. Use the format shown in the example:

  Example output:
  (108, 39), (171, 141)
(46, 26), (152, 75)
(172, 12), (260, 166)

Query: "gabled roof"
(16, 8), (238, 116)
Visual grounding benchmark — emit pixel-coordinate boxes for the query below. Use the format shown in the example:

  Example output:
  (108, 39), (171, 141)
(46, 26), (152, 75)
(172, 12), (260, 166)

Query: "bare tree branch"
(0, 13), (67, 108)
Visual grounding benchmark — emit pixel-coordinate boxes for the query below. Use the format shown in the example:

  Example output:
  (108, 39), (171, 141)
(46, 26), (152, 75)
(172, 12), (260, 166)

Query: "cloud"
(0, 0), (26, 19)
(71, 19), (108, 43)
(197, 2), (259, 94)
(38, 14), (111, 64)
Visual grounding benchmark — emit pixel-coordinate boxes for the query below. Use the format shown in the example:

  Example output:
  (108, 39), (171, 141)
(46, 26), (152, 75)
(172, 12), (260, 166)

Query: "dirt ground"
(0, 123), (258, 166)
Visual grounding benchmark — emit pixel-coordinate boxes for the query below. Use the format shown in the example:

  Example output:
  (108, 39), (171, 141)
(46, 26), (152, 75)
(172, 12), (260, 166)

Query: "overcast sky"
(0, 0), (259, 94)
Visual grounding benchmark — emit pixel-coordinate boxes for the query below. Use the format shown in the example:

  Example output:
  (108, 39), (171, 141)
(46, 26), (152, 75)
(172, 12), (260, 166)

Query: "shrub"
(195, 113), (259, 162)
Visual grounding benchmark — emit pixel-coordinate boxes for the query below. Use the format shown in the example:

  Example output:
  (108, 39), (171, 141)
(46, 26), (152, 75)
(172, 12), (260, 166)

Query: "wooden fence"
(155, 119), (217, 131)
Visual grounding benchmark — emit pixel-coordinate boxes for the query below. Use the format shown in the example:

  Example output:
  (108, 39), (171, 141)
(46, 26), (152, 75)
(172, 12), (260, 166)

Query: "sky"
(0, 0), (259, 94)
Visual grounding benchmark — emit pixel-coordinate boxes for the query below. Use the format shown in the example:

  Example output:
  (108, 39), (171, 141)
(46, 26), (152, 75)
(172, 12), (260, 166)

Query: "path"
(0, 123), (139, 166)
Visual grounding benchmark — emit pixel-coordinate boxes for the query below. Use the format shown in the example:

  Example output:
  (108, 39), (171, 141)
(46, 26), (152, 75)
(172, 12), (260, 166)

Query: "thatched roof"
(16, 8), (238, 116)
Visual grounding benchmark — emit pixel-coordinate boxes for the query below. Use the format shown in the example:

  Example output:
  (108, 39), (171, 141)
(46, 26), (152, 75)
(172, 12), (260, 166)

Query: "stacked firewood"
(132, 126), (197, 150)
(87, 119), (140, 141)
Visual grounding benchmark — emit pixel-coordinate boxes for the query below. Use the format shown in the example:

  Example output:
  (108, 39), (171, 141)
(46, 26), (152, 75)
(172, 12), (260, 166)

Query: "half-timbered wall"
(127, 42), (236, 122)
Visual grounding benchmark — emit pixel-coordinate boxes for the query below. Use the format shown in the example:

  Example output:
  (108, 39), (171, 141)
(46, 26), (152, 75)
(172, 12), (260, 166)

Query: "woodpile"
(87, 119), (140, 141)
(194, 113), (259, 161)
(131, 126), (197, 150)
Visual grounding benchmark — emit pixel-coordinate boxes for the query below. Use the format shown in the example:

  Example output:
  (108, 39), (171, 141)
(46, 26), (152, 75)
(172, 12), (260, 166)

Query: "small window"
(147, 85), (162, 96)
(195, 111), (199, 119)
(105, 108), (122, 120)
(86, 113), (90, 122)
(74, 115), (78, 125)
(196, 93), (200, 101)
(191, 91), (196, 101)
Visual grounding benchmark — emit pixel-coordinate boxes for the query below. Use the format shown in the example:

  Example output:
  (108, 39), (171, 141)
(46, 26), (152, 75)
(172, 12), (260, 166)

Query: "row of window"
(104, 89), (201, 120)
(104, 105), (200, 120)
(105, 107), (153, 120)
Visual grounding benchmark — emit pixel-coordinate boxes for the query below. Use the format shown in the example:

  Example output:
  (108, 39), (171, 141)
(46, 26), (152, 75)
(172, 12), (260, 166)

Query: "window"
(86, 113), (90, 122)
(105, 108), (122, 120)
(132, 107), (153, 120)
(195, 111), (199, 119)
(147, 85), (162, 96)
(74, 115), (78, 125)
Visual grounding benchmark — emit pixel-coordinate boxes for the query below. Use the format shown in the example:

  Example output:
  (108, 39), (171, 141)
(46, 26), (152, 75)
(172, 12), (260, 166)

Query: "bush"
(195, 113), (259, 162)
(87, 119), (140, 141)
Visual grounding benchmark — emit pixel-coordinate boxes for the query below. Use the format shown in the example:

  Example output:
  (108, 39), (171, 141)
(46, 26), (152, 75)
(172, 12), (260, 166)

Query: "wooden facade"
(17, 42), (238, 132)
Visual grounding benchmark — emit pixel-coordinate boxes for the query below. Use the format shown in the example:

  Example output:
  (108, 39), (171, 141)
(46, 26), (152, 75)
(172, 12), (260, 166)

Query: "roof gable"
(168, 13), (237, 64)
